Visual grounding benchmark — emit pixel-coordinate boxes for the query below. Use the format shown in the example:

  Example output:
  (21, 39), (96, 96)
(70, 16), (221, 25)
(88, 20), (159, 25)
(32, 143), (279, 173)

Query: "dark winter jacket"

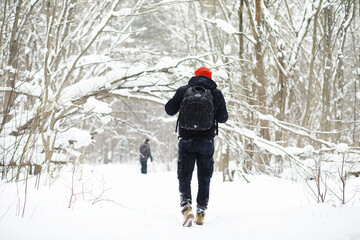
(165, 76), (228, 140)
(139, 142), (152, 161)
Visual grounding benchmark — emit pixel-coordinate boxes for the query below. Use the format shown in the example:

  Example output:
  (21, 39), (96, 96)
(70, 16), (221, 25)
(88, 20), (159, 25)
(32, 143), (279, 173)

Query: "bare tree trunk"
(0, 0), (8, 67)
(302, 0), (322, 129)
(238, 0), (244, 59)
(254, 0), (270, 141)
(334, 53), (344, 142)
(320, 6), (333, 136)
(354, 53), (360, 145)
(275, 41), (286, 142)
(242, 0), (270, 169)
(43, 0), (53, 159)
(333, 1), (355, 143)
(240, 0), (256, 165)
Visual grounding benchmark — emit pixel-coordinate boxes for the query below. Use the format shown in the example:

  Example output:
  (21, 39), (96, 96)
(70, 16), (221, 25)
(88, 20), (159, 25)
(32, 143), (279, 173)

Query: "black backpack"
(176, 86), (215, 132)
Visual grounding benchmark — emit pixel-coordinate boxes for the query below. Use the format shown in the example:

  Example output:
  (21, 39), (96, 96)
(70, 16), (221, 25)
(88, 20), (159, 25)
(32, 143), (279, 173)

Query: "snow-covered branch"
(221, 121), (308, 172)
(55, 0), (123, 102)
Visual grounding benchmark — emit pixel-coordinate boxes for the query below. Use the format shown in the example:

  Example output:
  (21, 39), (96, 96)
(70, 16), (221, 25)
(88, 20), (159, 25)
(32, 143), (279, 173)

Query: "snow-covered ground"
(1, 163), (360, 240)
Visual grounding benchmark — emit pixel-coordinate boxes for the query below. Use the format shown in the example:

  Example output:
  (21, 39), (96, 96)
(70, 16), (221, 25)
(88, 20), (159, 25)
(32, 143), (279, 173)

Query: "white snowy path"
(1, 163), (360, 240)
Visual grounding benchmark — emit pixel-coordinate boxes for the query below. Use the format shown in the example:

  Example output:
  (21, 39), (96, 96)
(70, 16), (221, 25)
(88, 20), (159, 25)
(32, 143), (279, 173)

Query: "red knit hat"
(194, 66), (212, 79)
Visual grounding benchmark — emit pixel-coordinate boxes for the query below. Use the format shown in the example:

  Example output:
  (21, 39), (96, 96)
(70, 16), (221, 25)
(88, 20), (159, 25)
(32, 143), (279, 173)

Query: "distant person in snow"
(165, 66), (228, 226)
(139, 138), (153, 174)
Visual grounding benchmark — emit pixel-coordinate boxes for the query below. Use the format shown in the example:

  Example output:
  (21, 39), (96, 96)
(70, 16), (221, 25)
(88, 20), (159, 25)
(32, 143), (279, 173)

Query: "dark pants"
(178, 138), (214, 210)
(140, 159), (147, 174)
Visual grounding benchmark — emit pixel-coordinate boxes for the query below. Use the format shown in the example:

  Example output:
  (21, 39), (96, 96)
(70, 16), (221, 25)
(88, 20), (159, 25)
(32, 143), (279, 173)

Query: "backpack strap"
(174, 86), (189, 133)
(175, 116), (179, 133)
(215, 120), (218, 135)
(209, 88), (219, 135)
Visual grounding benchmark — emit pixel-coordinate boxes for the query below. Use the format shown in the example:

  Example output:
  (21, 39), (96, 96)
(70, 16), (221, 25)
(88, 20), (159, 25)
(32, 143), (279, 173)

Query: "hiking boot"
(194, 208), (205, 225)
(181, 205), (194, 227)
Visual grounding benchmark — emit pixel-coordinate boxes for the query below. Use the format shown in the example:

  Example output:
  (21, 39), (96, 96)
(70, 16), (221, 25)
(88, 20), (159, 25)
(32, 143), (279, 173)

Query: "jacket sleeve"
(146, 146), (151, 160)
(149, 148), (153, 161)
(214, 90), (228, 123)
(165, 86), (188, 116)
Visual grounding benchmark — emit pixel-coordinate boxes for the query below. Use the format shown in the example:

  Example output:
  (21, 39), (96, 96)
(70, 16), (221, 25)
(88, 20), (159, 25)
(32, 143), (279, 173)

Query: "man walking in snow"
(165, 66), (228, 226)
(139, 138), (153, 174)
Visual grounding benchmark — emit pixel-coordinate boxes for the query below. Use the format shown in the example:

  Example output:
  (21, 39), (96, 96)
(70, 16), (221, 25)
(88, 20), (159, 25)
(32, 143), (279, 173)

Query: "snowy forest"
(1, 0), (360, 203)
